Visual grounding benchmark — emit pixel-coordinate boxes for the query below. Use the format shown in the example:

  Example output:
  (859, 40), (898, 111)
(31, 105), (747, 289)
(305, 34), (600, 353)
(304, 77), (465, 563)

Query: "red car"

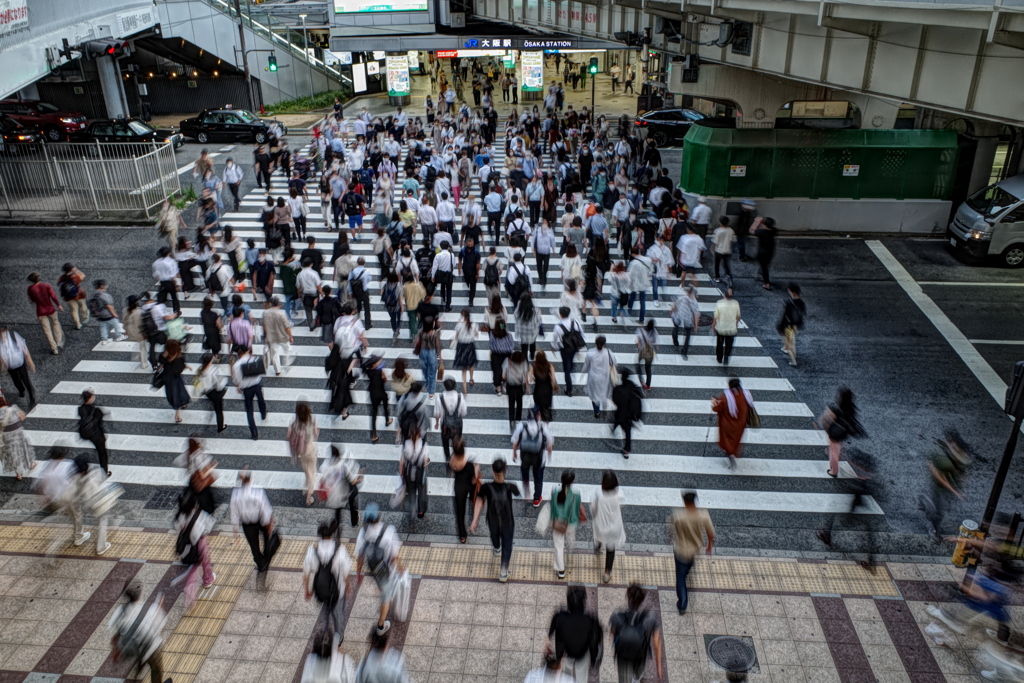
(0, 99), (87, 141)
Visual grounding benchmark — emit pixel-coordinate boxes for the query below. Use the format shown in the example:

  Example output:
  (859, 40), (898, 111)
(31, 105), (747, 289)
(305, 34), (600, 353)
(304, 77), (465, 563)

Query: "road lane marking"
(866, 240), (1008, 408)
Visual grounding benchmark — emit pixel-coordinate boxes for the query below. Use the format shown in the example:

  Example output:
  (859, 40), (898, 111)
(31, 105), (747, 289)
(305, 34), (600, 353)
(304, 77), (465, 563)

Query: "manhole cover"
(708, 636), (756, 672)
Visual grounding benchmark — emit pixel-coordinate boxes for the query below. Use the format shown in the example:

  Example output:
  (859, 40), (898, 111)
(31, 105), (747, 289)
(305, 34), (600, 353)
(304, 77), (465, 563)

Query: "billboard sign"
(521, 51), (543, 91)
(334, 0), (427, 12)
(387, 55), (410, 96)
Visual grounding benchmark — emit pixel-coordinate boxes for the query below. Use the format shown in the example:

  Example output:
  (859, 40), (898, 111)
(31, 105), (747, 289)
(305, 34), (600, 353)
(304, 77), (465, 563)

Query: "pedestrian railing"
(0, 141), (181, 221)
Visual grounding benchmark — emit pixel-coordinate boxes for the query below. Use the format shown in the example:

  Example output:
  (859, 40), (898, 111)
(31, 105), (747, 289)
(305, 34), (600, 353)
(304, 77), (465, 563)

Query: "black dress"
(452, 459), (477, 539)
(533, 372), (554, 423)
(330, 356), (354, 415)
(582, 260), (600, 301)
(201, 308), (221, 354)
(161, 356), (190, 410)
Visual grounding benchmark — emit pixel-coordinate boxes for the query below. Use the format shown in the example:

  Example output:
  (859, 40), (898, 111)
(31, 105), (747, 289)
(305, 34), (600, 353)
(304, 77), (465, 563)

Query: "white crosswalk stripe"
(27, 133), (880, 542)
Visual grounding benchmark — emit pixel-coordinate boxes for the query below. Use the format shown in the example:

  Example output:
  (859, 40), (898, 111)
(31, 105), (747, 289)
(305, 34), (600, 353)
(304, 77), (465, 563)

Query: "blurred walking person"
(289, 401), (321, 505)
(712, 288), (740, 365)
(754, 216), (777, 290)
(610, 584), (664, 683)
(230, 468), (276, 572)
(300, 629), (356, 682)
(920, 430), (970, 543)
(355, 502), (404, 635)
(670, 492), (714, 614)
(0, 326), (36, 406)
(304, 519), (353, 646)
(591, 470), (626, 583)
(670, 285), (700, 360)
(634, 319), (657, 391)
(450, 442), (479, 544)
(157, 339), (191, 423)
(77, 390), (110, 476)
(582, 336), (616, 418)
(175, 491), (216, 608)
(779, 283), (806, 367)
(452, 309), (478, 394)
(525, 652), (577, 683)
(355, 628), (410, 683)
(819, 386), (865, 478)
(26, 271), (64, 354)
(470, 458), (521, 582)
(399, 424), (430, 519)
(817, 448), (878, 568)
(712, 378), (754, 468)
(549, 469), (585, 580)
(711, 216), (735, 284)
(320, 446), (363, 537)
(58, 262), (89, 330)
(108, 585), (170, 683)
(546, 585), (603, 681)
(75, 454), (114, 556)
(0, 393), (35, 480)
(195, 353), (227, 432)
(611, 368), (644, 459)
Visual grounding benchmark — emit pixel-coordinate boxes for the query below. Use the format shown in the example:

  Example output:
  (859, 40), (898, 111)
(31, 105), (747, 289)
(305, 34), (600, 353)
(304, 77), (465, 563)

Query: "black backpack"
(441, 394), (463, 438)
(509, 263), (527, 299)
(615, 610), (650, 662)
(488, 483), (512, 528)
(344, 192), (361, 215)
(141, 307), (159, 339)
(399, 397), (424, 439)
(206, 265), (225, 293)
(175, 511), (201, 566)
(561, 320), (586, 355)
(364, 531), (391, 588)
(484, 260), (500, 286)
(312, 545), (341, 605)
(350, 268), (366, 300)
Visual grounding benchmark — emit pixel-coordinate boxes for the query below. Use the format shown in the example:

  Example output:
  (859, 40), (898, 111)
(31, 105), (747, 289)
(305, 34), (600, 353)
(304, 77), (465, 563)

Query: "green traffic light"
(588, 57), (598, 74)
(268, 54), (278, 72)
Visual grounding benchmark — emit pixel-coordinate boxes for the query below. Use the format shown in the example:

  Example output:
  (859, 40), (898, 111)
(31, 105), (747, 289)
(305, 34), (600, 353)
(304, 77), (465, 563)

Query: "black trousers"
(87, 434), (108, 473)
(714, 253), (732, 279)
(672, 325), (693, 356)
(146, 332), (167, 369)
(560, 348), (575, 395)
(436, 276), (453, 310)
(303, 295), (318, 331)
(333, 487), (359, 535)
(491, 352), (509, 388)
(7, 365), (35, 404)
(355, 293), (372, 329)
(636, 359), (652, 388)
(228, 183), (241, 210)
(370, 396), (390, 436)
(206, 388), (226, 430)
(293, 215), (307, 240)
(242, 522), (270, 570)
(715, 334), (735, 364)
(507, 385), (525, 424)
(536, 253), (551, 285)
(615, 419), (633, 452)
(758, 256), (772, 285)
(487, 211), (501, 239)
(453, 483), (472, 539)
(528, 200), (541, 225)
(464, 276), (478, 306)
(521, 343), (536, 361)
(256, 166), (271, 189)
(157, 279), (180, 313)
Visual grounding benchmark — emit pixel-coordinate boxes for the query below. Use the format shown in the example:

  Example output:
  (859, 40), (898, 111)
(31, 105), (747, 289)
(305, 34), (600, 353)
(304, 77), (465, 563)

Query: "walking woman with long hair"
(159, 339), (191, 423)
(503, 350), (531, 431)
(549, 469), (585, 580)
(514, 293), (543, 361)
(634, 319), (658, 392)
(820, 386), (865, 477)
(488, 318), (515, 396)
(529, 350), (559, 423)
(452, 309), (478, 394)
(288, 401), (321, 505)
(591, 470), (626, 583)
(450, 440), (480, 543)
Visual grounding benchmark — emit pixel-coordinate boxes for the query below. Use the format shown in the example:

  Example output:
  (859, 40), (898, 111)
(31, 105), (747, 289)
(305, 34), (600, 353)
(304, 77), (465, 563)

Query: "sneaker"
(557, 570), (565, 579)
(494, 547), (501, 556)
(100, 339), (111, 345)
(97, 542), (111, 556)
(203, 572), (217, 588)
(499, 567), (509, 583)
(653, 301), (661, 308)
(533, 499), (541, 508)
(376, 620), (391, 635)
(74, 531), (92, 546)
(116, 335), (128, 342)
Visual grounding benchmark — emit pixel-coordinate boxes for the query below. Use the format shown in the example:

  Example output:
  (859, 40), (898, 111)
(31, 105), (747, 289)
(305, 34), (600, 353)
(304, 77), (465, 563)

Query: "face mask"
(258, 256), (266, 263)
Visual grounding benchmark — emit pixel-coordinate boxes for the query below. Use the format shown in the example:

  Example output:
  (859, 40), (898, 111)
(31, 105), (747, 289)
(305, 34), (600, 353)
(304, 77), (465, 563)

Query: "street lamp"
(300, 14), (313, 101)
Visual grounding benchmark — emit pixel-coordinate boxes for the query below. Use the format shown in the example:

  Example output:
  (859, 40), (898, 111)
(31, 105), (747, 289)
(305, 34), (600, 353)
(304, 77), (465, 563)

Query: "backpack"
(141, 307), (159, 339)
(487, 169), (502, 185)
(344, 192), (360, 215)
(116, 603), (156, 662)
(417, 252), (434, 279)
(399, 397), (424, 438)
(638, 330), (655, 362)
(441, 394), (463, 437)
(397, 256), (415, 281)
(518, 421), (544, 454)
(789, 299), (805, 327)
(175, 511), (201, 566)
(86, 292), (105, 318)
(484, 260), (500, 286)
(364, 531), (391, 589)
(382, 282), (399, 309)
(614, 610), (650, 662)
(567, 260), (582, 282)
(509, 220), (526, 242)
(561, 320), (586, 355)
(509, 263), (527, 299)
(59, 277), (80, 301)
(350, 268), (366, 300)
(206, 265), (226, 293)
(312, 545), (341, 605)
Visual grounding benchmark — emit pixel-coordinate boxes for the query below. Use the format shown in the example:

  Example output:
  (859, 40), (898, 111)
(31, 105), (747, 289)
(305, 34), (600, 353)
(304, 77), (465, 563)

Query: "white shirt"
(231, 353), (264, 389)
(303, 539), (352, 594)
(531, 228), (557, 255)
(714, 298), (742, 335)
(691, 202), (713, 226)
(712, 226), (737, 254)
(676, 233), (706, 267)
(506, 260), (532, 288)
(152, 256), (178, 282)
(434, 390), (467, 421)
(296, 267), (322, 297)
(627, 255), (653, 292)
(429, 250), (455, 276)
(0, 331), (28, 369)
(523, 667), (576, 683)
(418, 204), (437, 226)
(436, 200), (456, 222)
(550, 317), (584, 351)
(355, 523), (400, 564)
(647, 242), (672, 278)
(229, 483), (272, 527)
(432, 231), (454, 250)
(223, 163), (243, 184)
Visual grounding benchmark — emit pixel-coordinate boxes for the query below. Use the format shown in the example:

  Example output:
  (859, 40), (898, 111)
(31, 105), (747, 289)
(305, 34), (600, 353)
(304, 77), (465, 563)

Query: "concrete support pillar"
(842, 93), (901, 129)
(96, 55), (127, 119)
(969, 137), (1000, 194)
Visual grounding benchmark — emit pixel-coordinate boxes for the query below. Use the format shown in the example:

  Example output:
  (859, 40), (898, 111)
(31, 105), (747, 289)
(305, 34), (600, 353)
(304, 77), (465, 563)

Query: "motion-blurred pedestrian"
(610, 584), (664, 682)
(819, 386), (865, 478)
(778, 283), (806, 367)
(304, 519), (353, 647)
(470, 458), (520, 582)
(920, 429), (970, 543)
(355, 502), (403, 635)
(712, 378), (754, 468)
(26, 271), (65, 354)
(592, 470), (626, 583)
(0, 326), (36, 406)
(546, 585), (603, 681)
(77, 390), (109, 476)
(289, 401), (321, 506)
(108, 585), (169, 683)
(712, 288), (740, 365)
(230, 468), (276, 572)
(176, 490), (216, 608)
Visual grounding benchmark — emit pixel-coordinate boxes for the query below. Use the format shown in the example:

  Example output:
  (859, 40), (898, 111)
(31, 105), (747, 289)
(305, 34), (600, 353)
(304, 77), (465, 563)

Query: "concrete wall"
(157, 0), (344, 104)
(0, 0), (158, 99)
(684, 194), (952, 234)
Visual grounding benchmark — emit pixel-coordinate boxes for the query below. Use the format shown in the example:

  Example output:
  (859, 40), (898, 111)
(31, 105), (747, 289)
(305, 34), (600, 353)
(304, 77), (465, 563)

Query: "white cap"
(698, 196), (706, 204)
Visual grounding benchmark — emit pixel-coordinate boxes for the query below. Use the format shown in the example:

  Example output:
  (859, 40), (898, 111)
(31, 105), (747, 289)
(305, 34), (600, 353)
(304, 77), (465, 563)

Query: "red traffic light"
(105, 44), (116, 55)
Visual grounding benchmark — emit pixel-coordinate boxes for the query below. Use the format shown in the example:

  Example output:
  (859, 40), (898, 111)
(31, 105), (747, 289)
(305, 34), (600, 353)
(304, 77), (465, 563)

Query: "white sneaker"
(74, 531), (92, 547)
(100, 339), (111, 345)
(653, 301), (661, 308)
(97, 542), (111, 556)
(116, 335), (128, 342)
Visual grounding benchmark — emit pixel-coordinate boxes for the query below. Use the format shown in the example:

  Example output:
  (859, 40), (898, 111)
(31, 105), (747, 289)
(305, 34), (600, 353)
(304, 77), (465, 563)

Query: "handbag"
(609, 361), (620, 387)
(827, 420), (849, 442)
(191, 466), (215, 492)
(437, 361), (445, 381)
(151, 367), (166, 390)
(552, 518), (569, 534)
(240, 356), (266, 378)
(535, 502), (552, 535)
(747, 404), (761, 429)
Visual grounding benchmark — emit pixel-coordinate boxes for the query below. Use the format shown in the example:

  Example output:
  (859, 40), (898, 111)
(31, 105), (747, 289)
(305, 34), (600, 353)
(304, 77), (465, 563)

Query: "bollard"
(952, 519), (982, 567)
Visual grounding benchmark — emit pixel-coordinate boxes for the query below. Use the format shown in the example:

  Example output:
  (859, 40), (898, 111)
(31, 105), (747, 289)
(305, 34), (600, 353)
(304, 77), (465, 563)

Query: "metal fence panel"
(0, 141), (180, 221)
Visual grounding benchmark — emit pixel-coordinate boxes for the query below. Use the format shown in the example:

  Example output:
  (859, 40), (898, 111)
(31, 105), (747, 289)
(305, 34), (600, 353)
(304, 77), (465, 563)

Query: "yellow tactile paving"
(0, 523), (899, 595)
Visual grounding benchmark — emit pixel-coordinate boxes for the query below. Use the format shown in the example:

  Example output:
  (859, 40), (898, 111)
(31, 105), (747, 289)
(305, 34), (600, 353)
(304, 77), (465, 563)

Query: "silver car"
(947, 174), (1024, 267)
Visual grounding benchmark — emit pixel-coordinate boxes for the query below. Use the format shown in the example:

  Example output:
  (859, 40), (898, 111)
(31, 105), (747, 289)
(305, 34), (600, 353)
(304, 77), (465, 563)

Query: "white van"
(948, 175), (1024, 267)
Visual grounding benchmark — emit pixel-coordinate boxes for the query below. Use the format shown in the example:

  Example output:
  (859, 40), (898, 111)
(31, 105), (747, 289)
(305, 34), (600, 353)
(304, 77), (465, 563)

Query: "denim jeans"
(420, 349), (438, 395)
(651, 276), (665, 301)
(98, 318), (124, 341)
(610, 296), (623, 319)
(674, 555), (694, 612)
(488, 519), (515, 569)
(284, 294), (300, 320)
(628, 291), (647, 322)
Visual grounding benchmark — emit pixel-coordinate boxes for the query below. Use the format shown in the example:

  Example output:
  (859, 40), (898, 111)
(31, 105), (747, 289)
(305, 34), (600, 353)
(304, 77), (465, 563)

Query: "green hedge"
(267, 87), (353, 114)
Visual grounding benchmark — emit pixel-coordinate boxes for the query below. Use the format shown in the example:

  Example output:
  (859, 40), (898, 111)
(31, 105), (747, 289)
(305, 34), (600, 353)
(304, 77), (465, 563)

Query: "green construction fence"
(678, 127), (959, 200)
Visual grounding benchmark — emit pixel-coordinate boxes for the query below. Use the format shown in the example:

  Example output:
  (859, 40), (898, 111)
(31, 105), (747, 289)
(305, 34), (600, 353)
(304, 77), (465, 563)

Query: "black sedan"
(0, 113), (42, 152)
(179, 109), (288, 144)
(71, 119), (184, 149)
(634, 108), (735, 146)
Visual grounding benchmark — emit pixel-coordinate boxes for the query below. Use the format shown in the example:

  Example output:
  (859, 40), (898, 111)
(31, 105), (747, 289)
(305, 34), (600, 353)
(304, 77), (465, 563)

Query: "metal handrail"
(193, 0), (349, 85)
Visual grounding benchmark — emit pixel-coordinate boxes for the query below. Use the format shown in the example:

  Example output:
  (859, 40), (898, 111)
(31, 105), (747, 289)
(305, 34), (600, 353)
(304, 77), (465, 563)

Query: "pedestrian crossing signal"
(268, 54), (278, 72)
(588, 57), (598, 74)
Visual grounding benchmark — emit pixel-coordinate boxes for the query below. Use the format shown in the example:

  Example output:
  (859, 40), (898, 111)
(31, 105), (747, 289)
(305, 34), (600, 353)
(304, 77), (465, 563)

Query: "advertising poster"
(521, 51), (544, 91)
(334, 0), (427, 12)
(366, 61), (380, 75)
(0, 0), (28, 35)
(387, 55), (410, 96)
(407, 50), (419, 69)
